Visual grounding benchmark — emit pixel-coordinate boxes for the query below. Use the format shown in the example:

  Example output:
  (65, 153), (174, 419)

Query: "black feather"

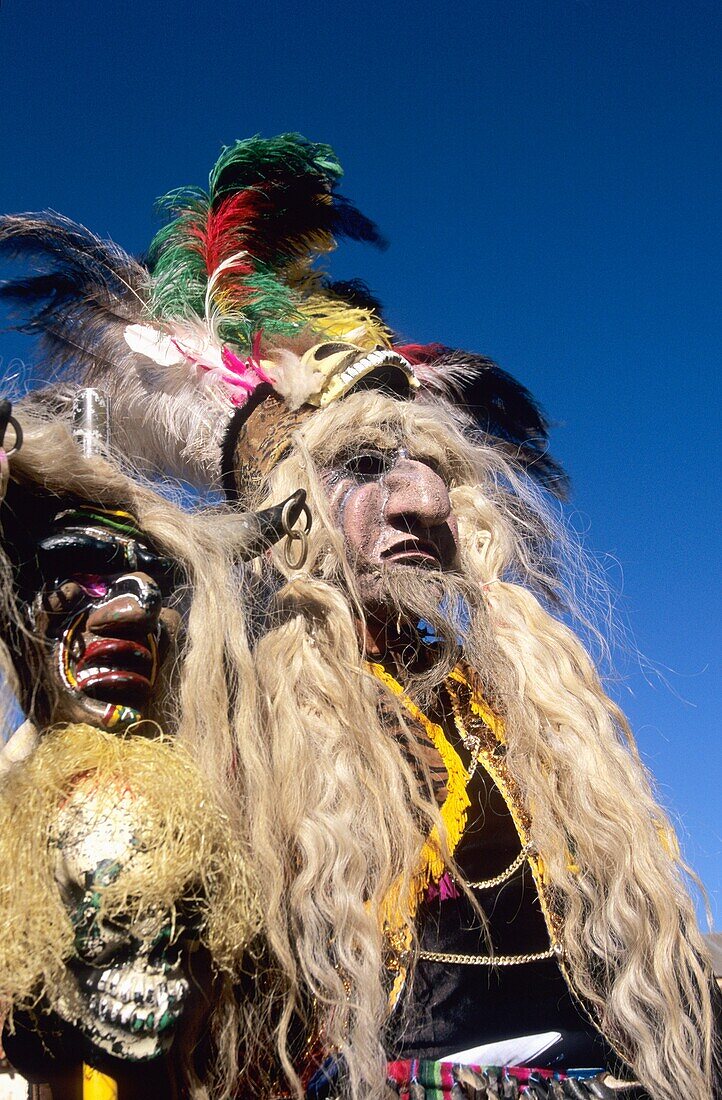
(0, 213), (148, 382)
(330, 194), (387, 249)
(414, 345), (569, 497)
(323, 278), (386, 317)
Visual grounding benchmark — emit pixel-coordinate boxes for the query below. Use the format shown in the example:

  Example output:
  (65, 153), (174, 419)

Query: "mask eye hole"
(313, 343), (352, 361)
(70, 574), (110, 597)
(342, 451), (390, 480)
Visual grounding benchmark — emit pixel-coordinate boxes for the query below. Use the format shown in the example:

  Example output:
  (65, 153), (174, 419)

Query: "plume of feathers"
(0, 212), (148, 374)
(147, 133), (387, 352)
(0, 146), (567, 496)
(0, 137), (393, 484)
(0, 213), (232, 483)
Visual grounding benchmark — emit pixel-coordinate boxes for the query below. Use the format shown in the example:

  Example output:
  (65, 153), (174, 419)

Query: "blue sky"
(1, 1), (719, 923)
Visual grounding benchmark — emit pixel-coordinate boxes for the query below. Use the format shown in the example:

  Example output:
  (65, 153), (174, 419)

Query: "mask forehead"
(36, 508), (181, 596)
(294, 392), (470, 487)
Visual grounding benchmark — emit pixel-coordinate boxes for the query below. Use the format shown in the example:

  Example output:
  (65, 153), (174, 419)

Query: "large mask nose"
(382, 458), (454, 531)
(85, 573), (163, 636)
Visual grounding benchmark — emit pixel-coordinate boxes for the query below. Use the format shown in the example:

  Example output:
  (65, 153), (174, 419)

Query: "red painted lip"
(73, 637), (155, 703)
(76, 637), (153, 674)
(74, 669), (154, 705)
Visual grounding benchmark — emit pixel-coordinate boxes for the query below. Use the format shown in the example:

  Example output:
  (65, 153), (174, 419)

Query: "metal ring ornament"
(0, 415), (23, 457)
(281, 497), (312, 571)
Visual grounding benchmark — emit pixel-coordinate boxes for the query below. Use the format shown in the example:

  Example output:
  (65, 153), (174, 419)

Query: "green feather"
(208, 132), (342, 199)
(147, 189), (211, 321)
(147, 133), (347, 352)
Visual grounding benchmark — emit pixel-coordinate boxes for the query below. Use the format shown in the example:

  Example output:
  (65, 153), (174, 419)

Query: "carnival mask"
(324, 445), (460, 605)
(29, 507), (182, 730)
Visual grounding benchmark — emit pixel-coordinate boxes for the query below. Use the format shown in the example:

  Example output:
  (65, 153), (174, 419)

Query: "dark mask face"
(29, 508), (183, 729)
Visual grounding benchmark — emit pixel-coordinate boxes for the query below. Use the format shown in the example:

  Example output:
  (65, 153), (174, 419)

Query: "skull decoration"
(296, 341), (418, 408)
(51, 776), (191, 1060)
(1, 471), (306, 1067)
(20, 509), (192, 1058)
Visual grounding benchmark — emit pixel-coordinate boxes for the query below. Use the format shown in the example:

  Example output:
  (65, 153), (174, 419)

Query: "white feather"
(266, 349), (322, 410)
(124, 324), (185, 367)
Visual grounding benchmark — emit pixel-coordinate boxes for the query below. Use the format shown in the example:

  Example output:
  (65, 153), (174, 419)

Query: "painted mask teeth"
(116, 972), (134, 1005)
(73, 961), (190, 1039)
(93, 981), (187, 1029)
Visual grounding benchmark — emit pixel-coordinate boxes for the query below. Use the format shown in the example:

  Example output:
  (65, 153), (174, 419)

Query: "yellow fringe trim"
(448, 666), (506, 744)
(83, 1066), (118, 1100)
(368, 662), (470, 896)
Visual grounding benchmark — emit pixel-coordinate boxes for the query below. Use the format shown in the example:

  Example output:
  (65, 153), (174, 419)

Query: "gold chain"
(445, 679), (532, 891)
(370, 666), (563, 974)
(464, 842), (532, 890)
(418, 944), (560, 966)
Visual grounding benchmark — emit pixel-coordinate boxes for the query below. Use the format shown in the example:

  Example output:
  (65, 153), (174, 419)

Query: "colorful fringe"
(387, 1060), (561, 1097)
(384, 1060), (633, 1098)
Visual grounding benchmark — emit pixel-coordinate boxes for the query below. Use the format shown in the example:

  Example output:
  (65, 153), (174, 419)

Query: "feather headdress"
(0, 134), (566, 495)
(396, 343), (568, 494)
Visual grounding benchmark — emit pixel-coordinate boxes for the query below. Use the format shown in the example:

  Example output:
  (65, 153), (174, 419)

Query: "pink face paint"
(72, 574), (110, 597)
(323, 451), (460, 607)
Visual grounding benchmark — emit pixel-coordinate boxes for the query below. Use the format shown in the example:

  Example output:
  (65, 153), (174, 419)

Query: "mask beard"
(351, 563), (496, 705)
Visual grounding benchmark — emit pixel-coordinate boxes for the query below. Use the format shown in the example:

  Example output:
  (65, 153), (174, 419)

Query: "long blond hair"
(248, 390), (716, 1100)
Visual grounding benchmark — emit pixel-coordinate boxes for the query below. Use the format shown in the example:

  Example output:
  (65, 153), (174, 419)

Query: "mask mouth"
(65, 630), (158, 706)
(380, 538), (444, 569)
(84, 964), (189, 1040)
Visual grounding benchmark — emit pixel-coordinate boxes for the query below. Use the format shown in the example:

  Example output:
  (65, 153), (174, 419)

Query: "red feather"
(187, 191), (266, 276)
(394, 343), (446, 364)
